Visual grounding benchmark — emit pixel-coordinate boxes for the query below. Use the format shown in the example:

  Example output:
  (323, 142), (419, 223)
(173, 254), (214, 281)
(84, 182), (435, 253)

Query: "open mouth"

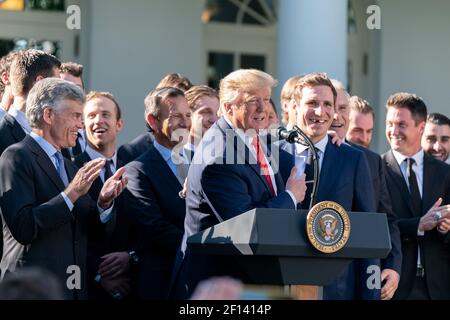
(330, 122), (344, 129)
(253, 115), (266, 123)
(309, 118), (327, 125)
(93, 128), (107, 134)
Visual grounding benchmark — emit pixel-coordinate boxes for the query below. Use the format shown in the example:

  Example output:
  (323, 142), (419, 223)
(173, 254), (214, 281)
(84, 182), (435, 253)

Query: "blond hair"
(219, 69), (277, 108)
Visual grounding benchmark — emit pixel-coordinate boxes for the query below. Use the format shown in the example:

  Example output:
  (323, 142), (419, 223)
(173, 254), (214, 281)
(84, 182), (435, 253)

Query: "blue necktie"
(54, 151), (69, 187)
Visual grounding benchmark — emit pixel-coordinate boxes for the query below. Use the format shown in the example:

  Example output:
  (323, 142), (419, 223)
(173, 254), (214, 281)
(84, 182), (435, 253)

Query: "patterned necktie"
(252, 136), (275, 196)
(54, 151), (69, 187)
(301, 147), (319, 210)
(406, 158), (422, 215)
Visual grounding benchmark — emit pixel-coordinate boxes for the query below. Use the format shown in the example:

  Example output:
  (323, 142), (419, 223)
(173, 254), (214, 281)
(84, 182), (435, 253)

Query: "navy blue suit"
(122, 144), (185, 299)
(279, 138), (380, 300)
(117, 132), (154, 165)
(172, 117), (295, 298)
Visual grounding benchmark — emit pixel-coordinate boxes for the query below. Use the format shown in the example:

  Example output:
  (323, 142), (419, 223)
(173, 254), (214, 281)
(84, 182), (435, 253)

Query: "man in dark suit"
(382, 92), (450, 300)
(0, 49), (61, 156)
(278, 73), (379, 300)
(327, 80), (402, 300)
(117, 131), (154, 165)
(172, 69), (307, 299)
(0, 78), (127, 300)
(74, 91), (138, 300)
(122, 87), (192, 299)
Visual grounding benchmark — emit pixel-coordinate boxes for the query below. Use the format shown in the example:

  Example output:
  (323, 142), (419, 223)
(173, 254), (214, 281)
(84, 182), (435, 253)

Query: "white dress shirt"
(294, 134), (329, 175)
(85, 145), (117, 183)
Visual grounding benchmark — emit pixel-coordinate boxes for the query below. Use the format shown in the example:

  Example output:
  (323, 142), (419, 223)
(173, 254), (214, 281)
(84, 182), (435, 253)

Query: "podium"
(187, 208), (391, 297)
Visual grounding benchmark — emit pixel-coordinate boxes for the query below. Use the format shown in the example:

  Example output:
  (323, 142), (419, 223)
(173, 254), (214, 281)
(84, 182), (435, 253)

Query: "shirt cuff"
(98, 201), (114, 223)
(285, 190), (298, 206)
(60, 192), (74, 211)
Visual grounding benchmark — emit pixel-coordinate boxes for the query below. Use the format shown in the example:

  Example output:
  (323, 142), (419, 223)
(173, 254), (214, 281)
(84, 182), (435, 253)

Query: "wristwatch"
(128, 250), (139, 264)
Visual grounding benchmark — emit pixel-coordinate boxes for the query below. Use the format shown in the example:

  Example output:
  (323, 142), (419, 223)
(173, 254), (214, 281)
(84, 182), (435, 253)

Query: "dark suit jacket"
(0, 136), (99, 300)
(117, 132), (154, 165)
(347, 141), (402, 274)
(122, 144), (186, 299)
(173, 118), (296, 298)
(0, 114), (26, 157)
(74, 152), (137, 299)
(382, 150), (450, 299)
(279, 138), (380, 300)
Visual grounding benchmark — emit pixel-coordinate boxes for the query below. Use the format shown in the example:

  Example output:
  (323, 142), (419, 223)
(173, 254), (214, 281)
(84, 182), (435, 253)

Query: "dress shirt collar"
(295, 134), (329, 155)
(29, 131), (58, 160)
(85, 145), (117, 168)
(392, 148), (424, 168)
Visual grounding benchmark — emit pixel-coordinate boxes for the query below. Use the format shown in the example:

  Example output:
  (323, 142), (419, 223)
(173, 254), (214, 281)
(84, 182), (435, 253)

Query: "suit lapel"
(422, 154), (438, 214)
(24, 136), (65, 191)
(217, 118), (274, 194)
(316, 141), (341, 201)
(384, 150), (415, 215)
(148, 144), (183, 190)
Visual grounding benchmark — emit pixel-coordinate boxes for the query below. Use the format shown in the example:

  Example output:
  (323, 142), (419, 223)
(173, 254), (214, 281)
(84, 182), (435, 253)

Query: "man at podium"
(278, 73), (380, 300)
(171, 69), (307, 299)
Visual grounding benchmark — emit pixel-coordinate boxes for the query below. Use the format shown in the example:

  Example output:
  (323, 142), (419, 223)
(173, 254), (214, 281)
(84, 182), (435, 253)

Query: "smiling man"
(421, 113), (450, 164)
(74, 92), (138, 300)
(183, 85), (219, 163)
(278, 73), (379, 300)
(382, 93), (450, 300)
(123, 86), (192, 299)
(0, 78), (127, 300)
(171, 69), (307, 299)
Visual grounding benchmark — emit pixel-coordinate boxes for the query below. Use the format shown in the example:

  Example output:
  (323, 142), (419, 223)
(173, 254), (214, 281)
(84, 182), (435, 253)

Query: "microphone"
(277, 127), (301, 144)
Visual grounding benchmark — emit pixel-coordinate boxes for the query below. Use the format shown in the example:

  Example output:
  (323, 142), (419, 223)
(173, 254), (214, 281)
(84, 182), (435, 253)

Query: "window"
(0, 38), (60, 57)
(202, 0), (277, 26)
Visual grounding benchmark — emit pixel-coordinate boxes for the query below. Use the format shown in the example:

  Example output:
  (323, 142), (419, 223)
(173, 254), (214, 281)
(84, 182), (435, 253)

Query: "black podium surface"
(187, 208), (391, 285)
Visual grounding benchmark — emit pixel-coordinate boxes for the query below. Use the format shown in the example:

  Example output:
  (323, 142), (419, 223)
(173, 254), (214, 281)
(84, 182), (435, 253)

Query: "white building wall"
(376, 0), (450, 153)
(86, 0), (205, 145)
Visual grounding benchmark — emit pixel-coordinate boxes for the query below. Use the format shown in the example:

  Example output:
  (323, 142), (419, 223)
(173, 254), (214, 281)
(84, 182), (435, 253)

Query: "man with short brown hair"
(347, 96), (375, 148)
(183, 85), (219, 162)
(382, 93), (450, 299)
(60, 61), (84, 90)
(0, 49), (61, 156)
(0, 52), (19, 117)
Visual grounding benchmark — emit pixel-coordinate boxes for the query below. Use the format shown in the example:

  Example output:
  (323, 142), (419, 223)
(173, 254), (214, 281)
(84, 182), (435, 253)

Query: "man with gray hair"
(0, 78), (128, 300)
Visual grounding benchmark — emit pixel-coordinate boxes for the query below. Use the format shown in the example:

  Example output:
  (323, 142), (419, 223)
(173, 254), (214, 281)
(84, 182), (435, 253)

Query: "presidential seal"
(306, 201), (350, 253)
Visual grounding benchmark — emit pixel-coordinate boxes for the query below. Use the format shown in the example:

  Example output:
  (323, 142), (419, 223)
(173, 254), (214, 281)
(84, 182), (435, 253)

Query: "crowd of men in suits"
(0, 49), (449, 300)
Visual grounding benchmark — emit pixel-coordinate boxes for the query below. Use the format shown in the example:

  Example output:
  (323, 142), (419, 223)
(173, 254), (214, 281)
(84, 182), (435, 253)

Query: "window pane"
(204, 0), (239, 23)
(240, 54), (266, 71)
(0, 38), (61, 58)
(208, 52), (234, 89)
(27, 0), (65, 11)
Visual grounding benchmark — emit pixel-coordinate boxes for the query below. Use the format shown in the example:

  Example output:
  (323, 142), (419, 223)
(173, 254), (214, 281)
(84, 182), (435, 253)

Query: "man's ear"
(35, 75), (45, 82)
(146, 114), (158, 132)
(42, 107), (53, 125)
(116, 118), (124, 133)
(418, 121), (426, 135)
(223, 102), (233, 115)
(1, 71), (9, 85)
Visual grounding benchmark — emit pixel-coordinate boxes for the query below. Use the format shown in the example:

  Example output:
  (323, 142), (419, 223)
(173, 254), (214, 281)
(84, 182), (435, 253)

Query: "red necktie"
(252, 136), (276, 196)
